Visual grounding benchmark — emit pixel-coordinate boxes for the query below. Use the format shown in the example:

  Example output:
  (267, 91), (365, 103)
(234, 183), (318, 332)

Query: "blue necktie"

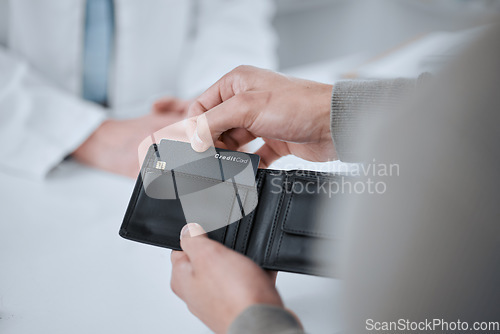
(82, 0), (114, 105)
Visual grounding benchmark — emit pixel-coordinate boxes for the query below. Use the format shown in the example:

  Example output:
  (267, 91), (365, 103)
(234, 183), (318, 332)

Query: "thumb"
(191, 92), (264, 152)
(180, 223), (211, 259)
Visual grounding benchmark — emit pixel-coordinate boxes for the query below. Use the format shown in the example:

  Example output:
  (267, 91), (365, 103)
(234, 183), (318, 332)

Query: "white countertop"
(0, 160), (341, 334)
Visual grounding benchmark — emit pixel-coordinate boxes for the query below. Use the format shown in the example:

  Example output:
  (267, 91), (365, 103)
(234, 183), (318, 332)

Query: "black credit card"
(156, 139), (260, 186)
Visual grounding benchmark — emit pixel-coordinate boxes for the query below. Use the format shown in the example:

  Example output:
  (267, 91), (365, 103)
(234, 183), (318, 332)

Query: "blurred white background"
(274, 0), (499, 69)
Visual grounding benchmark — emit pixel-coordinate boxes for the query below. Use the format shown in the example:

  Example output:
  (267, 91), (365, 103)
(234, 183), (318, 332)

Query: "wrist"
(72, 119), (112, 164)
(318, 83), (334, 134)
(316, 83), (336, 156)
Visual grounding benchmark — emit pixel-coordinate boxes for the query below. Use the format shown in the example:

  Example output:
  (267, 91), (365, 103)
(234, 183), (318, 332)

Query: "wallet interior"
(120, 145), (338, 276)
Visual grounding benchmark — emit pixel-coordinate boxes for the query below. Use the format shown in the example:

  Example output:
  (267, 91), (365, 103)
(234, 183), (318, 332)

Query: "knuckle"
(234, 64), (251, 73)
(232, 65), (257, 83)
(187, 100), (202, 117)
(235, 92), (255, 107)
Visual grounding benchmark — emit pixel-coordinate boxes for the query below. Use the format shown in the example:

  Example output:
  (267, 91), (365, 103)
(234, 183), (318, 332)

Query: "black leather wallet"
(120, 144), (339, 276)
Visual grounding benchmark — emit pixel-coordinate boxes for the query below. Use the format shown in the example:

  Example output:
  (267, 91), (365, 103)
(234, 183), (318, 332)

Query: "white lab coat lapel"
(8, 0), (85, 95)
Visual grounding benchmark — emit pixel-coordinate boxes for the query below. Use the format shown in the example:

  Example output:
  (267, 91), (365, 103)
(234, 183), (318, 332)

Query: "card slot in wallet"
(171, 171), (241, 233)
(121, 166), (257, 250)
(239, 171), (287, 267)
(263, 174), (338, 276)
(231, 169), (268, 254)
(120, 172), (186, 250)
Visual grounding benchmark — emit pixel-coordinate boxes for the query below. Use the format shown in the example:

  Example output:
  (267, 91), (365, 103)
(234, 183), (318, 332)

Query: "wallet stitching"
(240, 213), (254, 253)
(275, 187), (294, 266)
(264, 174), (287, 264)
(281, 227), (331, 238)
(240, 172), (261, 252)
(223, 189), (238, 228)
(241, 196), (257, 254)
(230, 188), (247, 248)
(230, 217), (240, 249)
(240, 171), (265, 254)
(221, 224), (229, 247)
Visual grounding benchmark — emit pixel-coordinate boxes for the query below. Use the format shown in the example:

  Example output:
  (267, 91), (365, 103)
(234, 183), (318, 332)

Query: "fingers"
(170, 250), (192, 299)
(265, 270), (278, 285)
(220, 128), (256, 151)
(170, 249), (189, 266)
(187, 65), (260, 119)
(186, 76), (234, 119)
(170, 223), (210, 271)
(179, 223), (214, 261)
(170, 223), (209, 300)
(189, 91), (267, 152)
(180, 222), (207, 239)
(254, 140), (290, 168)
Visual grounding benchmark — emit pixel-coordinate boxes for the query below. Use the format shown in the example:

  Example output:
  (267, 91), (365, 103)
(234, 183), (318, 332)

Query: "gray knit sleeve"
(227, 305), (304, 334)
(330, 78), (419, 162)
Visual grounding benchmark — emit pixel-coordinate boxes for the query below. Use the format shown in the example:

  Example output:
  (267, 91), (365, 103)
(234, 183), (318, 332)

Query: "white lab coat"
(0, 0), (277, 178)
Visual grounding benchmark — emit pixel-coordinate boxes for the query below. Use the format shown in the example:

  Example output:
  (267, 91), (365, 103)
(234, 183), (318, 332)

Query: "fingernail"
(191, 128), (204, 149)
(180, 223), (206, 240)
(180, 223), (204, 239)
(180, 224), (191, 240)
(191, 134), (206, 152)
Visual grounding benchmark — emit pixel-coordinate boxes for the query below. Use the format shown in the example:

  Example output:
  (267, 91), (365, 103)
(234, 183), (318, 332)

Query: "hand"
(153, 96), (192, 116)
(186, 66), (336, 167)
(73, 112), (185, 178)
(171, 223), (283, 334)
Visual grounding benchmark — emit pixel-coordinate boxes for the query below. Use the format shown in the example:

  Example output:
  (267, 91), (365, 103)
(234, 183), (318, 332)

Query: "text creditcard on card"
(156, 140), (260, 187)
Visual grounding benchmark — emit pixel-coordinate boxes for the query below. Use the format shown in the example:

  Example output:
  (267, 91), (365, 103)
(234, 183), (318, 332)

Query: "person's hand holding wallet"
(171, 223), (287, 334)
(119, 65), (339, 333)
(164, 66), (338, 333)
